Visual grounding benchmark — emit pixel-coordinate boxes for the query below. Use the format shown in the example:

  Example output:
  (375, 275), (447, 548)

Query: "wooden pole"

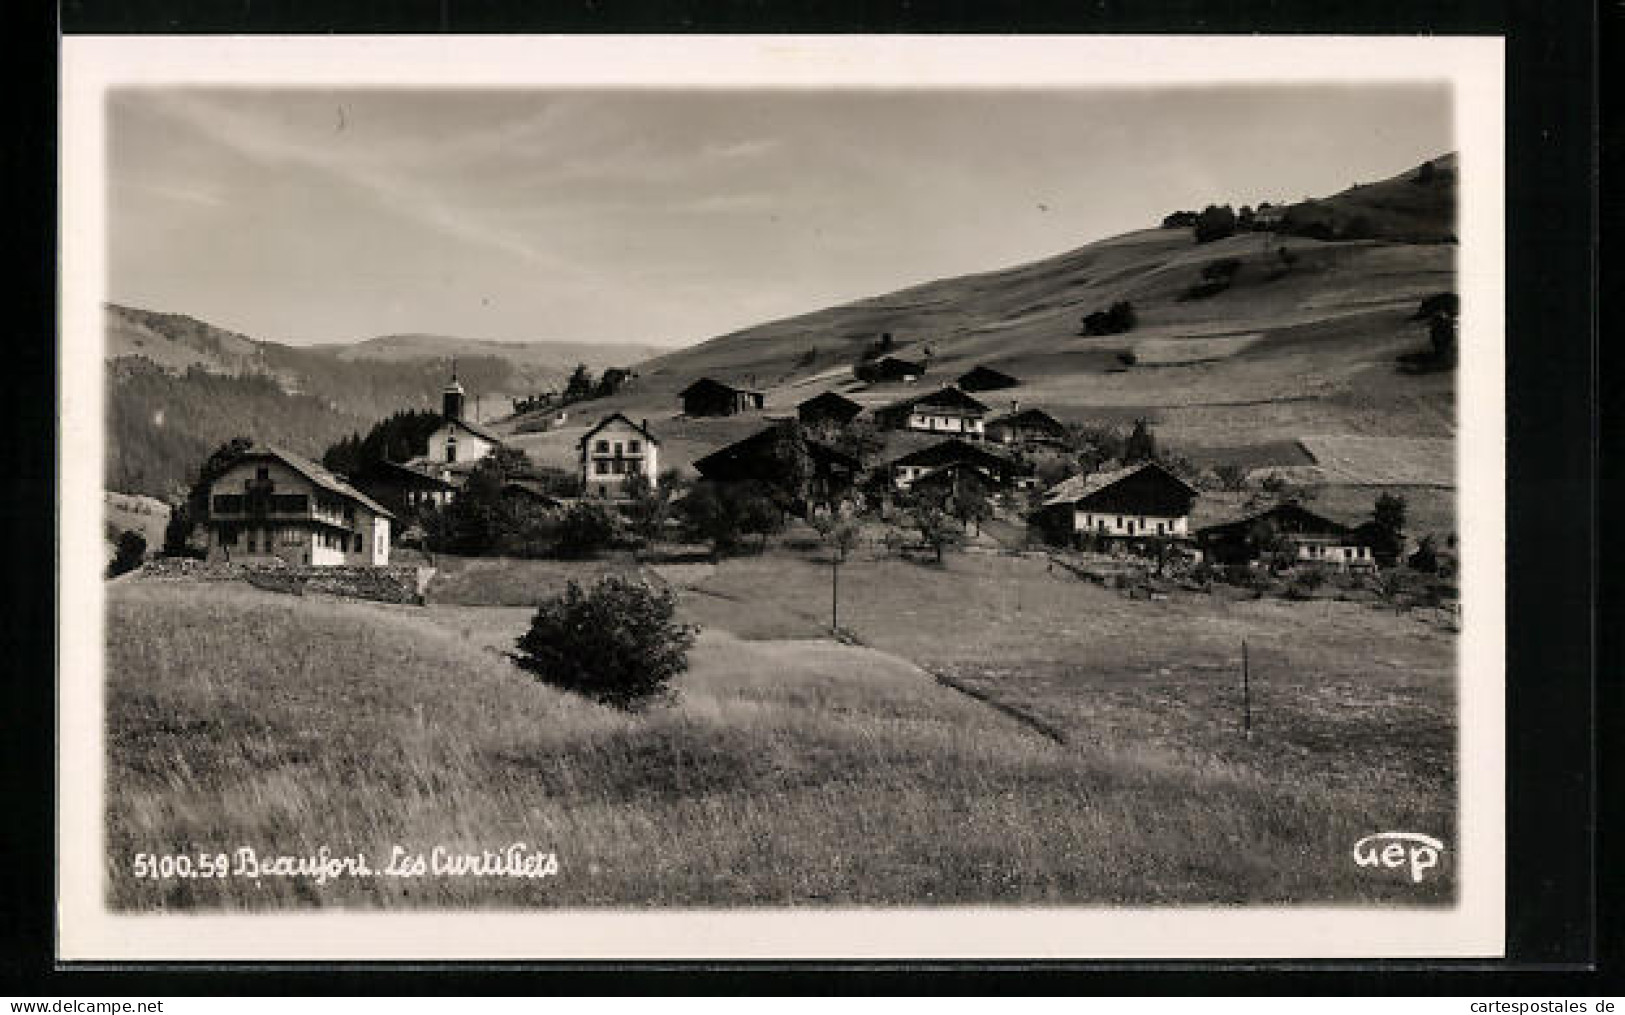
(1242, 638), (1252, 739)
(831, 558), (839, 634)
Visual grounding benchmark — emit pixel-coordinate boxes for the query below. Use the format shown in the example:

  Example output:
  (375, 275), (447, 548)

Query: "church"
(423, 367), (504, 467)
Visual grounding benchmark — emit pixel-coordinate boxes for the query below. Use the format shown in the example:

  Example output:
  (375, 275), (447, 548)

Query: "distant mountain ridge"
(105, 303), (660, 498)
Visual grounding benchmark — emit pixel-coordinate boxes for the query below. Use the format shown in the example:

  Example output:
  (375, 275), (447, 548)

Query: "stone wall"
(133, 558), (435, 605)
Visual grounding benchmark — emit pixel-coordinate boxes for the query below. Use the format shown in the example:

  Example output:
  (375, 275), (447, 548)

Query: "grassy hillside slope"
(106, 578), (1452, 907)
(504, 154), (1456, 476)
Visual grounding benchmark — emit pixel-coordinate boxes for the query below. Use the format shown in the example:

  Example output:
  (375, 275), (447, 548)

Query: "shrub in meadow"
(514, 575), (698, 710)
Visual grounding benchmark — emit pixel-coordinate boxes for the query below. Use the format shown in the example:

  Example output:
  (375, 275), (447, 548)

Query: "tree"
(679, 480), (782, 559)
(1194, 204), (1237, 243)
(1414, 159), (1437, 185)
(948, 471), (994, 536)
(1124, 418), (1157, 464)
(107, 530), (147, 578)
(563, 363), (596, 402)
(163, 436), (255, 557)
(1428, 312), (1458, 367)
(513, 575), (698, 710)
(595, 367), (632, 399)
(811, 513), (862, 632)
(623, 468), (682, 548)
(906, 496), (963, 564)
(553, 501), (620, 559)
(1363, 492), (1409, 566)
(1214, 464), (1247, 492)
(1408, 534), (1440, 573)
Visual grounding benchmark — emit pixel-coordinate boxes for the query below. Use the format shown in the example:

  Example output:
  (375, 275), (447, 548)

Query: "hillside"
(501, 154), (1457, 482)
(104, 304), (659, 498)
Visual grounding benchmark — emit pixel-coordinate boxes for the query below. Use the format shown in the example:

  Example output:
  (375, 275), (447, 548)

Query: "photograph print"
(60, 36), (1505, 960)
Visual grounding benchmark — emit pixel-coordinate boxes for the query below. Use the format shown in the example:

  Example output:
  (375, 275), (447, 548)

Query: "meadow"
(105, 544), (1456, 909)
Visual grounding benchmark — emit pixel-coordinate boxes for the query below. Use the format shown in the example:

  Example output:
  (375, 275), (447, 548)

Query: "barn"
(888, 438), (1030, 490)
(873, 386), (990, 438)
(693, 423), (862, 510)
(955, 365), (1021, 392)
(1039, 461), (1200, 547)
(680, 378), (765, 417)
(797, 390), (864, 427)
(1195, 501), (1375, 568)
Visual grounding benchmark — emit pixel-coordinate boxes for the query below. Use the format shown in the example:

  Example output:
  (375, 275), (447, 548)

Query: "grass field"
(107, 540), (1456, 909)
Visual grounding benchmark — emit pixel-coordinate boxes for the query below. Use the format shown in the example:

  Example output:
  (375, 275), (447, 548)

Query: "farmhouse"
(889, 438), (1030, 490)
(579, 414), (661, 500)
(986, 406), (1070, 448)
(348, 458), (460, 515)
(1039, 461), (1199, 546)
(797, 390), (864, 428)
(1196, 501), (1375, 568)
(204, 445), (393, 566)
(866, 356), (926, 383)
(425, 369), (503, 466)
(873, 385), (990, 438)
(955, 364), (1021, 392)
(680, 377), (765, 417)
(693, 423), (862, 509)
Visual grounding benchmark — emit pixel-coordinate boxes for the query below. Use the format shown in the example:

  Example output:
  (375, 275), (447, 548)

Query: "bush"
(1193, 204), (1237, 244)
(553, 501), (621, 558)
(107, 530), (147, 578)
(1081, 300), (1137, 336)
(513, 576), (698, 710)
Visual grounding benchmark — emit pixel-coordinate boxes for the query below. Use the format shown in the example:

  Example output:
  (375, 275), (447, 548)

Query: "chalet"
(955, 364), (1020, 392)
(866, 356), (926, 383)
(873, 385), (990, 439)
(796, 390), (864, 428)
(204, 445), (392, 566)
(680, 377), (765, 417)
(986, 406), (1070, 448)
(889, 438), (1030, 490)
(693, 423), (862, 509)
(348, 458), (460, 515)
(425, 369), (503, 466)
(1039, 461), (1199, 546)
(1196, 502), (1375, 568)
(579, 414), (661, 499)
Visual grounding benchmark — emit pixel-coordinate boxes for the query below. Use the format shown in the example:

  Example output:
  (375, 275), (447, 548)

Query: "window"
(446, 439), (457, 463)
(247, 536), (257, 553)
(256, 466), (269, 482)
(613, 442), (623, 454)
(596, 440), (610, 453)
(627, 440), (641, 454)
(1156, 522), (1165, 535)
(353, 534), (363, 552)
(595, 461), (609, 475)
(599, 484), (608, 497)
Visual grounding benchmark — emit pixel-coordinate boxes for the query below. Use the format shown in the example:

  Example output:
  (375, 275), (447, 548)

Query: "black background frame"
(4, 0), (1605, 994)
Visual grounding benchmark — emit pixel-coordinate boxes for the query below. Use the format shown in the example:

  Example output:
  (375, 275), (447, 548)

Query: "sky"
(107, 86), (1452, 349)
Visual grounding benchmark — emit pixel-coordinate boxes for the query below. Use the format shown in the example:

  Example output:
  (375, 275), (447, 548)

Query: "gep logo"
(1352, 831), (1445, 883)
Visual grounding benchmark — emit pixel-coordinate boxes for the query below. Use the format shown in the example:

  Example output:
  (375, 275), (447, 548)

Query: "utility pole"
(1242, 638), (1252, 740)
(831, 556), (840, 634)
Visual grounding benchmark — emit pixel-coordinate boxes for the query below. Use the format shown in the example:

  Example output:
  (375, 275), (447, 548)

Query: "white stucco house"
(578, 414), (661, 499)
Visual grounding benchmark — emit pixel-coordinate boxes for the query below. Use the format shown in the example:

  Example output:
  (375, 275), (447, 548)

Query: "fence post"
(1242, 638), (1252, 740)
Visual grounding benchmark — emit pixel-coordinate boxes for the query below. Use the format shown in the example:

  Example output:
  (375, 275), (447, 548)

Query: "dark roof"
(693, 425), (861, 482)
(797, 390), (863, 412)
(987, 407), (1068, 433)
(679, 376), (763, 397)
(1195, 501), (1352, 539)
(501, 480), (564, 504)
(890, 437), (1026, 473)
(1041, 461), (1198, 508)
(237, 445), (395, 519)
(578, 412), (660, 448)
(878, 385), (989, 417)
(956, 365), (1021, 390)
(440, 416), (505, 444)
(363, 459), (460, 491)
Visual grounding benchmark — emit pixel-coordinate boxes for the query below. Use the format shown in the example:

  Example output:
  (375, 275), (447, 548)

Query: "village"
(153, 346), (1444, 609)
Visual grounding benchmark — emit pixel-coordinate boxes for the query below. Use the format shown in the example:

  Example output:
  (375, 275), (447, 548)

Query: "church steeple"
(442, 359), (466, 421)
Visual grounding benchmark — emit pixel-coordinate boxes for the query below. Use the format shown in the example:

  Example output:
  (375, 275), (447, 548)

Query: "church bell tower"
(442, 360), (466, 421)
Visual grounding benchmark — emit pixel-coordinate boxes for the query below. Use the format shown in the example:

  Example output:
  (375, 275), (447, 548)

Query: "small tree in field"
(811, 512), (862, 632)
(1214, 463), (1247, 491)
(1124, 417), (1158, 464)
(906, 496), (963, 564)
(553, 501), (619, 558)
(514, 576), (698, 710)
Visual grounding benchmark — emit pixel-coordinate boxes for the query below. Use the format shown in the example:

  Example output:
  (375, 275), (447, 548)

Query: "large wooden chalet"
(680, 377), (765, 417)
(693, 423), (862, 509)
(986, 406), (1070, 448)
(1039, 461), (1199, 547)
(1195, 501), (1375, 568)
(889, 438), (1030, 490)
(873, 385), (990, 439)
(205, 445), (393, 567)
